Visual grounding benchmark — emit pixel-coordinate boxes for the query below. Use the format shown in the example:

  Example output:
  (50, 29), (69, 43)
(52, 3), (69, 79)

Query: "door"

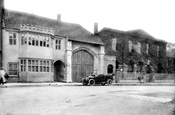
(72, 50), (94, 82)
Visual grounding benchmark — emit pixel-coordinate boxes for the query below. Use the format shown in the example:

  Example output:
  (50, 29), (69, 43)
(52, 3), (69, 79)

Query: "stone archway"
(72, 49), (94, 82)
(54, 60), (65, 82)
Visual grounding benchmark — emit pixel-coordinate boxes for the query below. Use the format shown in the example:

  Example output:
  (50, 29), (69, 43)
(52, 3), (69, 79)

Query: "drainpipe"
(0, 0), (4, 67)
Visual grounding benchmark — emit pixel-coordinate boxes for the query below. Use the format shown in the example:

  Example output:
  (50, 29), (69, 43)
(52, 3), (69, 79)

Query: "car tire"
(101, 82), (105, 86)
(89, 79), (95, 86)
(107, 79), (113, 85)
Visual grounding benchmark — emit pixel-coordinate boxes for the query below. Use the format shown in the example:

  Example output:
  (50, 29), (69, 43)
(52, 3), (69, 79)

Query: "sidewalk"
(0, 81), (174, 88)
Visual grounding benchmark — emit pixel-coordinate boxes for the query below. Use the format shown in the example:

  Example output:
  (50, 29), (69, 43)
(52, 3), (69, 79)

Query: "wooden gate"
(72, 50), (94, 82)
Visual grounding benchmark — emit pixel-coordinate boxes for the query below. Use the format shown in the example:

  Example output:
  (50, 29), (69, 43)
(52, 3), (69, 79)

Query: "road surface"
(0, 85), (175, 115)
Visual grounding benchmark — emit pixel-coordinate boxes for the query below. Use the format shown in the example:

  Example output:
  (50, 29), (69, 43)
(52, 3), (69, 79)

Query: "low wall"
(115, 71), (175, 83)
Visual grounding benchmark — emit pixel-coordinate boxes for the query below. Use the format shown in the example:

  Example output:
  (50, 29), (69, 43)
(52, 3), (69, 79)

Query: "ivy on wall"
(97, 29), (170, 73)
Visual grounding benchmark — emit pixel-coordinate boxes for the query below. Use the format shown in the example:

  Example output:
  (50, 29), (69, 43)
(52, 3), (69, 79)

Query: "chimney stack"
(94, 22), (98, 34)
(57, 14), (61, 21)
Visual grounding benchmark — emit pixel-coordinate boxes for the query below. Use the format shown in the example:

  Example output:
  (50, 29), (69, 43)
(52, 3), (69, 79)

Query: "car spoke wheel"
(89, 79), (95, 86)
(107, 79), (113, 85)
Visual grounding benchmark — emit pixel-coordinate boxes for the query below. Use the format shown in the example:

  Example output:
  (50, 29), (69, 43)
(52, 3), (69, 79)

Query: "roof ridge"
(5, 9), (58, 22)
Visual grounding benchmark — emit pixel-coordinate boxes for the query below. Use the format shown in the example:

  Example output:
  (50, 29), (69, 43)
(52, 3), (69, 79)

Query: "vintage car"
(82, 73), (115, 86)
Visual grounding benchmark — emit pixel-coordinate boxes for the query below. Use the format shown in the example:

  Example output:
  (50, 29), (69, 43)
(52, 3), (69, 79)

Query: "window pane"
(36, 60), (38, 65)
(21, 66), (23, 72)
(24, 66), (26, 72)
(32, 66), (35, 72)
(13, 33), (16, 38)
(36, 40), (38, 46)
(47, 61), (49, 66)
(14, 39), (16, 45)
(36, 66), (38, 72)
(9, 39), (13, 45)
(44, 67), (46, 72)
(47, 67), (49, 72)
(40, 66), (42, 72)
(32, 60), (35, 65)
(43, 61), (46, 65)
(24, 60), (26, 65)
(21, 60), (23, 64)
(28, 66), (31, 71)
(28, 60), (31, 65)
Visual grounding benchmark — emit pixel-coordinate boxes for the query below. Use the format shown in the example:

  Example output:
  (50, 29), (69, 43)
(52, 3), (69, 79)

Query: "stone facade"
(2, 9), (104, 82)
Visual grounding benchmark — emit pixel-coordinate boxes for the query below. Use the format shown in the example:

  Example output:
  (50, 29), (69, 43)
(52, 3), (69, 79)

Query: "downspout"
(0, 0), (4, 67)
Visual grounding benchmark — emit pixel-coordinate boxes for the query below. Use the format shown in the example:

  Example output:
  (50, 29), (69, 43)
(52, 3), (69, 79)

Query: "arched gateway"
(54, 60), (65, 82)
(72, 50), (94, 82)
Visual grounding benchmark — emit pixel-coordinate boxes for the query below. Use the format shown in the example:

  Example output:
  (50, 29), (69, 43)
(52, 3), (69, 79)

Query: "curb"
(0, 82), (174, 88)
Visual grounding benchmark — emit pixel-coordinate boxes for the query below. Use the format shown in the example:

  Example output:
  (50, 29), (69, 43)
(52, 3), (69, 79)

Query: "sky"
(4, 0), (175, 43)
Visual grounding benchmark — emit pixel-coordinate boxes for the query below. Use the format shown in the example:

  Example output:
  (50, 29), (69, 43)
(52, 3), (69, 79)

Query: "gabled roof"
(4, 9), (104, 45)
(98, 27), (166, 43)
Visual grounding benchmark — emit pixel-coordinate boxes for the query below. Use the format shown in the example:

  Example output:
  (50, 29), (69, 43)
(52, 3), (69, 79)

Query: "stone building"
(95, 27), (168, 74)
(166, 48), (175, 73)
(1, 9), (105, 82)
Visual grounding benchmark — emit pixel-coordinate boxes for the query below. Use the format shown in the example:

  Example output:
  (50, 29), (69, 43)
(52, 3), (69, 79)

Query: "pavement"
(0, 81), (174, 88)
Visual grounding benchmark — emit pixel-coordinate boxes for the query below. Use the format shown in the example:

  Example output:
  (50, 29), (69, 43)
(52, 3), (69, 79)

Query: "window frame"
(8, 62), (18, 76)
(9, 32), (17, 45)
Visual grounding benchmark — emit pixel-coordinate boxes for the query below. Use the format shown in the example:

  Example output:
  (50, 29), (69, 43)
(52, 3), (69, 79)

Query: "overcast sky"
(4, 0), (175, 43)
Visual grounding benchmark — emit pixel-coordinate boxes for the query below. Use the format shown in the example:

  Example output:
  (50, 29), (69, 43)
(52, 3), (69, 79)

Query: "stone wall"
(115, 71), (175, 82)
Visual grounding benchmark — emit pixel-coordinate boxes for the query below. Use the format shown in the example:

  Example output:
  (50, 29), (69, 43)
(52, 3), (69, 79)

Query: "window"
(55, 39), (61, 50)
(43, 36), (46, 47)
(8, 63), (18, 75)
(128, 40), (133, 52)
(40, 35), (43, 47)
(9, 32), (17, 45)
(157, 46), (160, 56)
(20, 59), (51, 72)
(32, 34), (35, 46)
(137, 42), (141, 54)
(28, 34), (32, 45)
(21, 33), (25, 45)
(112, 38), (117, 51)
(20, 59), (26, 72)
(36, 35), (39, 46)
(28, 60), (31, 71)
(146, 44), (149, 54)
(46, 36), (49, 47)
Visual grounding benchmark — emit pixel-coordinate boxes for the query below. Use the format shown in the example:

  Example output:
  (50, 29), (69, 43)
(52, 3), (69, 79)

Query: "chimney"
(57, 14), (61, 21)
(94, 22), (98, 34)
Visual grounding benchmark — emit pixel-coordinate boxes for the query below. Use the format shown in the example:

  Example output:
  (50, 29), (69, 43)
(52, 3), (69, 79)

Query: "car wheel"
(82, 80), (87, 86)
(107, 79), (113, 85)
(101, 82), (105, 86)
(89, 79), (95, 86)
